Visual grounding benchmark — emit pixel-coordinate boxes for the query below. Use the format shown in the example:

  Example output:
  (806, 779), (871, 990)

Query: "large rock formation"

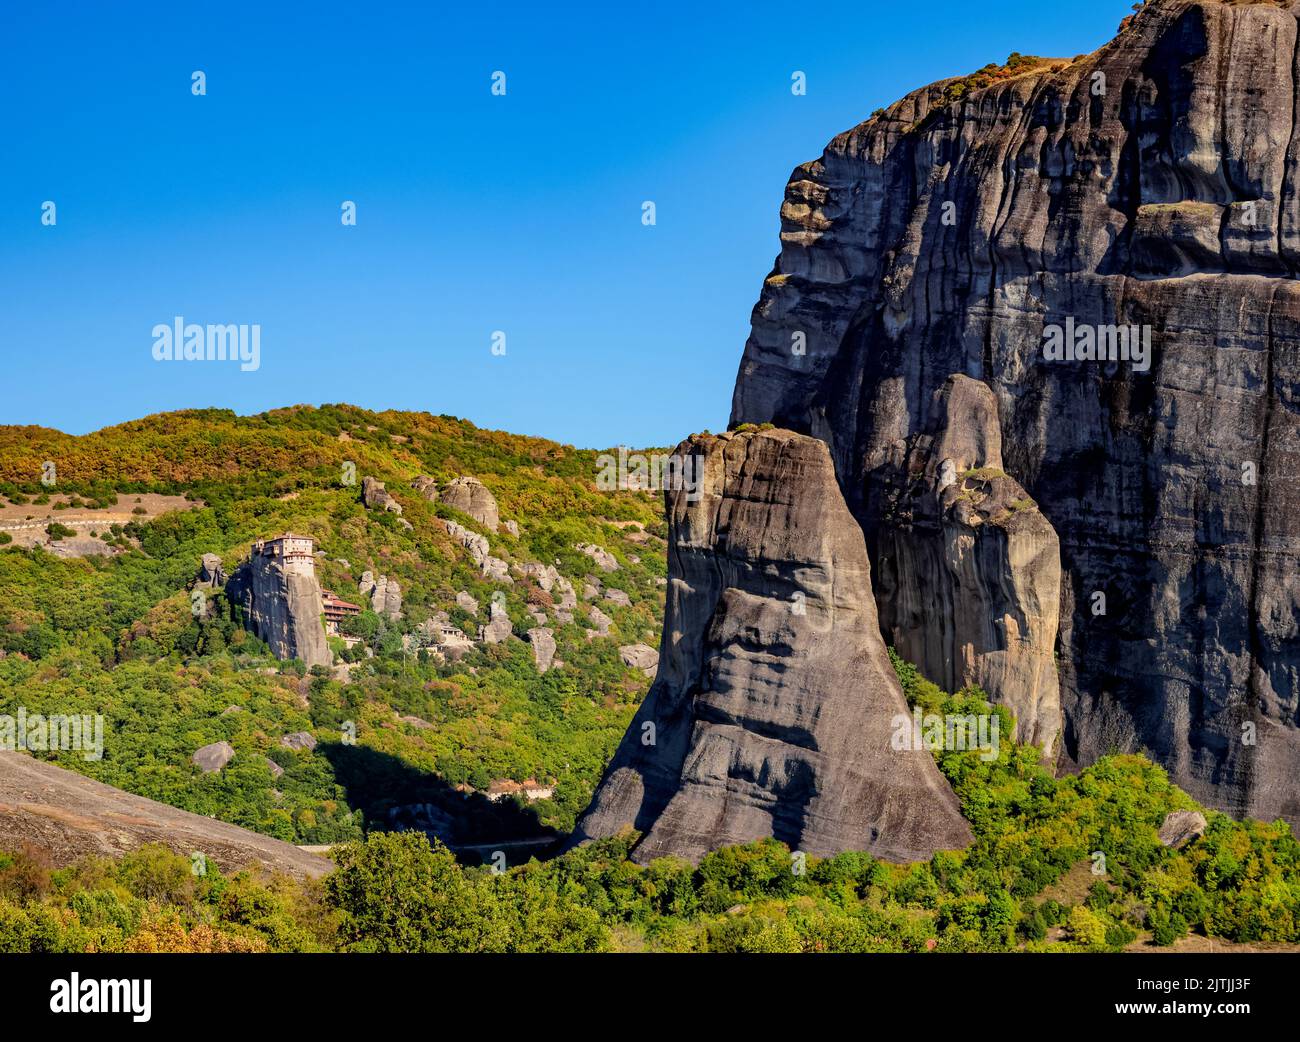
(572, 429), (973, 864)
(228, 547), (331, 669)
(479, 600), (512, 644)
(528, 627), (557, 672)
(360, 571), (403, 620)
(728, 0), (1300, 825)
(874, 375), (1062, 752)
(440, 476), (499, 532)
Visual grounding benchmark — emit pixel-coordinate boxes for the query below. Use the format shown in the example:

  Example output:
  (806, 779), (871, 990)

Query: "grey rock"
(480, 600), (513, 644)
(587, 605), (613, 639)
(441, 476), (499, 532)
(280, 731), (317, 752)
(455, 590), (479, 616)
(875, 376), (1062, 752)
(192, 741), (235, 774)
(520, 562), (559, 591)
(604, 588), (631, 607)
(444, 519), (488, 562)
(411, 475), (439, 501)
(264, 756), (284, 779)
(197, 553), (225, 587)
(573, 429), (972, 863)
(1158, 810), (1208, 849)
(503, 519), (520, 537)
(0, 753), (328, 878)
(576, 543), (619, 572)
(228, 543), (331, 669)
(728, 1), (1300, 827)
(528, 627), (557, 672)
(618, 643), (659, 675)
(361, 476), (402, 515)
(553, 578), (577, 611)
(369, 575), (402, 620)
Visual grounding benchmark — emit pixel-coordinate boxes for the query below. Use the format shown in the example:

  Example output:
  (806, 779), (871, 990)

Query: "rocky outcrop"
(441, 519), (511, 583)
(440, 476), (499, 532)
(728, 0), (1300, 827)
(361, 476), (403, 515)
(0, 752), (328, 878)
(411, 475), (439, 501)
(1158, 809), (1208, 848)
(480, 600), (512, 644)
(572, 429), (972, 864)
(280, 731), (317, 752)
(192, 741), (235, 773)
(196, 553), (225, 587)
(528, 627), (557, 672)
(360, 571), (402, 620)
(456, 590), (479, 616)
(1159, 805), (1206, 847)
(228, 553), (331, 669)
(587, 605), (613, 639)
(444, 519), (490, 565)
(576, 543), (618, 572)
(874, 376), (1061, 752)
(618, 643), (659, 675)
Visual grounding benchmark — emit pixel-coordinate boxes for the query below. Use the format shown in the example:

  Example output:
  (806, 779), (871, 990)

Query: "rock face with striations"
(440, 476), (499, 532)
(572, 429), (973, 864)
(874, 375), (1062, 752)
(728, 0), (1300, 826)
(228, 550), (331, 669)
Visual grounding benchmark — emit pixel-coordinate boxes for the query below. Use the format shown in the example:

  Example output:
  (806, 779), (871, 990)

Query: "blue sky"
(1, 0), (1131, 448)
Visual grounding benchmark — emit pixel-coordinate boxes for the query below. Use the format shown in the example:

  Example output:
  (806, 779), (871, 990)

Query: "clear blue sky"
(1, 0), (1131, 449)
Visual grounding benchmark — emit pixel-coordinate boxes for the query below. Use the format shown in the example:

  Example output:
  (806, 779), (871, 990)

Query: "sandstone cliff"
(729, 0), (1300, 824)
(229, 556), (331, 669)
(875, 375), (1062, 752)
(572, 429), (973, 864)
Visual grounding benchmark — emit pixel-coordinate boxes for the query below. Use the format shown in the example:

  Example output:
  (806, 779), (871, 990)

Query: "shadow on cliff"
(319, 742), (561, 866)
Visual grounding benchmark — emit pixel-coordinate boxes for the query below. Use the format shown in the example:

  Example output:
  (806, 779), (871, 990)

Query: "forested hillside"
(3, 404), (1299, 954)
(0, 405), (666, 846)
